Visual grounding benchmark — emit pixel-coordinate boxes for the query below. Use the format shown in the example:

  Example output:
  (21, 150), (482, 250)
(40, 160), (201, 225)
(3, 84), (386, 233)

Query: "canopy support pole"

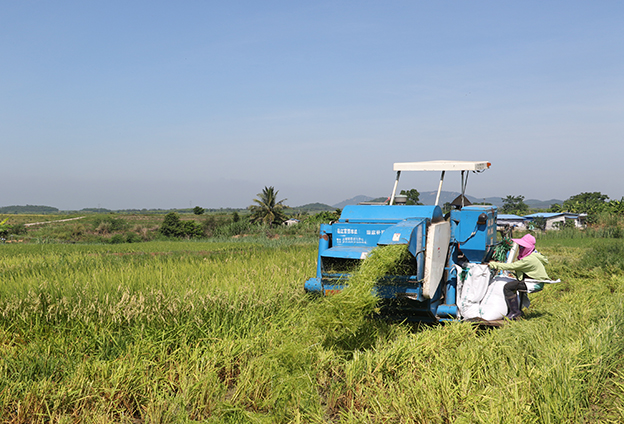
(434, 171), (446, 206)
(389, 171), (401, 205)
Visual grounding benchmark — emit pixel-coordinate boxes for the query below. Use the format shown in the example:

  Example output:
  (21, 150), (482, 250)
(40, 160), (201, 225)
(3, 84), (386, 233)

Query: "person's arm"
(489, 258), (532, 277)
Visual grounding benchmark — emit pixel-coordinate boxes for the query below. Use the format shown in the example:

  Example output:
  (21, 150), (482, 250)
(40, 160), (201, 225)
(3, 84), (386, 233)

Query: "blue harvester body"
(304, 203), (497, 322)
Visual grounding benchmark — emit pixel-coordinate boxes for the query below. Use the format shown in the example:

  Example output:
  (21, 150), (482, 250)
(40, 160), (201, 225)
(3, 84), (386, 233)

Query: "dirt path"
(24, 216), (86, 227)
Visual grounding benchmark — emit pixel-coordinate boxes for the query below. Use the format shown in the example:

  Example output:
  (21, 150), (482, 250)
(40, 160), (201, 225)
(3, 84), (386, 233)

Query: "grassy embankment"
(0, 236), (623, 423)
(0, 212), (322, 244)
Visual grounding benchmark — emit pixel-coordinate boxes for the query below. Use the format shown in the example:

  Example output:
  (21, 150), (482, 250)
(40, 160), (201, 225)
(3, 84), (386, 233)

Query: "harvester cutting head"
(304, 161), (497, 323)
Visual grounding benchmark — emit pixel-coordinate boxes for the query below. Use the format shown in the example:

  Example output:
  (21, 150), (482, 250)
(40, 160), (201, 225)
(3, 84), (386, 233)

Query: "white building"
(496, 214), (529, 231)
(524, 213), (586, 230)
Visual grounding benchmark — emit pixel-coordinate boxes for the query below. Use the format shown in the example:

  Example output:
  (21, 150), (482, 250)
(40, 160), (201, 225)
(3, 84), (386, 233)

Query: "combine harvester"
(304, 160), (498, 323)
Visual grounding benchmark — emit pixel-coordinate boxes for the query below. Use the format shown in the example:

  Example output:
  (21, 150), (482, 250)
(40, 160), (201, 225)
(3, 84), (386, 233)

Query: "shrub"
(126, 233), (143, 243)
(93, 215), (128, 233)
(160, 212), (184, 237)
(214, 220), (252, 238)
(110, 234), (125, 244)
(304, 210), (341, 224)
(160, 212), (203, 239)
(10, 223), (27, 235)
(0, 223), (27, 238)
(132, 225), (152, 241)
(72, 224), (86, 238)
(202, 216), (218, 237)
(182, 220), (204, 238)
(95, 221), (112, 235)
(0, 219), (27, 239)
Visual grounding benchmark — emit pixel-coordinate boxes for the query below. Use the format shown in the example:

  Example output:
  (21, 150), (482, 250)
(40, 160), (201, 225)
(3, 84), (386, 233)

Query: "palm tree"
(248, 186), (288, 227)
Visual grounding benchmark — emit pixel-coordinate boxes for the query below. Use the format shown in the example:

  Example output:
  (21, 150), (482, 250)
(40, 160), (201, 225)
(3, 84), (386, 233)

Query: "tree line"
(3, 187), (620, 242)
(501, 192), (624, 222)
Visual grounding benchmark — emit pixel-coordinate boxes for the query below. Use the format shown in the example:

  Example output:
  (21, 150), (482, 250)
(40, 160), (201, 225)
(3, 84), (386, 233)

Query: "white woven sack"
(455, 264), (491, 319)
(479, 276), (512, 321)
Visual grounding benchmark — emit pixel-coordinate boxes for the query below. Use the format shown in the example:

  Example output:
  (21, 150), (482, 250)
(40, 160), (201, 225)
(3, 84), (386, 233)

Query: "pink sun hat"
(512, 234), (536, 249)
(512, 234), (536, 259)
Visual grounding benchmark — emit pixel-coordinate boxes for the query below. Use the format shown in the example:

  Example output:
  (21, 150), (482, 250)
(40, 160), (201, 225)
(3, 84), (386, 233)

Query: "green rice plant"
(579, 239), (624, 273)
(0, 240), (622, 423)
(213, 220), (253, 237)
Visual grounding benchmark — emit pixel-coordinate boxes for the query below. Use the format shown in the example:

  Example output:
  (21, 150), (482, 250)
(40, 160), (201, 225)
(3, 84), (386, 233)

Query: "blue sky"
(2, 1), (623, 210)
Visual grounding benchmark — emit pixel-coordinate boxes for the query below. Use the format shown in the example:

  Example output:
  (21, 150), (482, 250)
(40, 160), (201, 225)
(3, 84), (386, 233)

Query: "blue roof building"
(523, 212), (586, 230)
(496, 214), (529, 234)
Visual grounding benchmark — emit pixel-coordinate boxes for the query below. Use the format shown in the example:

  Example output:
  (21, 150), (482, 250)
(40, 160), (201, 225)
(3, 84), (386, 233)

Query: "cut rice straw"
(312, 244), (410, 347)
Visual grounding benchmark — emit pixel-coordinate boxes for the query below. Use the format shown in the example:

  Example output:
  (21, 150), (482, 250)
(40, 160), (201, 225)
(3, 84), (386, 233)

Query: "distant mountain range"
(296, 191), (563, 211)
(414, 191), (563, 210)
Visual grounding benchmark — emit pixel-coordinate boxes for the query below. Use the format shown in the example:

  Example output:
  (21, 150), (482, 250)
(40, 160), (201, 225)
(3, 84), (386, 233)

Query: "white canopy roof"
(394, 160), (491, 172)
(389, 160), (491, 206)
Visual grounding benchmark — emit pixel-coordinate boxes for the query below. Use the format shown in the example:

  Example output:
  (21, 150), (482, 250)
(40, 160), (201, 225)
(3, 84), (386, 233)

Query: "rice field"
(0, 238), (622, 423)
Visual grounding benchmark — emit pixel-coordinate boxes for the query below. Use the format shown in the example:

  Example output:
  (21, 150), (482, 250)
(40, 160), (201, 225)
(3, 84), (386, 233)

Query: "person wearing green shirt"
(489, 234), (549, 319)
